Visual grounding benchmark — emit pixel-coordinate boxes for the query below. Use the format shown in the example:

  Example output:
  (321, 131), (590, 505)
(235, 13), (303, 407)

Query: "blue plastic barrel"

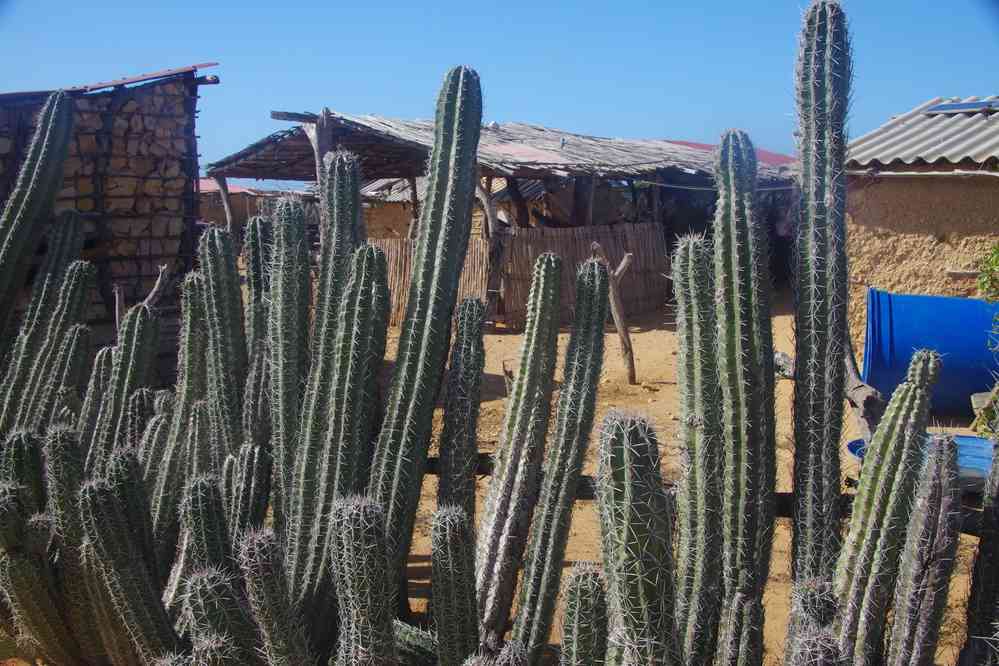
(861, 287), (999, 417)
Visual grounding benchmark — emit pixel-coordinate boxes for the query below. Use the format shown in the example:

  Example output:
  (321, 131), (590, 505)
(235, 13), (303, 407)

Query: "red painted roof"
(666, 139), (796, 167)
(199, 178), (260, 195)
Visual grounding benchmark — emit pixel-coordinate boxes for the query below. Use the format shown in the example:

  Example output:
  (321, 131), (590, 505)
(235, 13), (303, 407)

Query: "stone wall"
(846, 174), (999, 349)
(0, 72), (202, 384)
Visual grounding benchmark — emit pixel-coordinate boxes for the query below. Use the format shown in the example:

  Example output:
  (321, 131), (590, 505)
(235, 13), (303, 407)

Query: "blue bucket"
(847, 435), (994, 493)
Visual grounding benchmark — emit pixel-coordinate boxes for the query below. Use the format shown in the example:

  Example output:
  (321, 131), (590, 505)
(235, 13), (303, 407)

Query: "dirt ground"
(405, 287), (978, 665)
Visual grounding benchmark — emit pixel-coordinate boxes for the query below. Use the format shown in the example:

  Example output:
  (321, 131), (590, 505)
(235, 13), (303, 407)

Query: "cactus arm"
(559, 563), (608, 666)
(243, 215), (271, 355)
(77, 345), (114, 442)
(395, 620), (439, 665)
(514, 259), (609, 664)
(432, 506), (479, 666)
(182, 567), (266, 665)
(36, 323), (91, 427)
(476, 253), (561, 647)
(368, 65), (482, 587)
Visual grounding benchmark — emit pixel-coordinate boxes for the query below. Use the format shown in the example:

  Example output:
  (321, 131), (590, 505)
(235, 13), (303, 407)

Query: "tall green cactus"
(514, 259), (609, 664)
(199, 228), (248, 457)
(438, 298), (487, 521)
(78, 345), (114, 441)
(715, 582), (764, 666)
(243, 215), (271, 356)
(596, 411), (675, 666)
(0, 91), (74, 351)
(559, 563), (608, 666)
(792, 0), (851, 584)
(672, 234), (722, 665)
(331, 496), (397, 666)
(368, 65), (482, 590)
(784, 579), (839, 666)
(267, 197), (311, 537)
(224, 347), (272, 537)
(432, 506), (479, 666)
(835, 350), (941, 666)
(477, 253), (561, 646)
(85, 302), (159, 476)
(33, 322), (91, 428)
(0, 432), (44, 511)
(885, 436), (960, 666)
(712, 129), (775, 610)
(182, 566), (265, 665)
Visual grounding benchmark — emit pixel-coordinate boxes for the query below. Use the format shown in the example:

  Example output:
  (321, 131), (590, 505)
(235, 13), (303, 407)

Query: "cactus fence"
(370, 221), (669, 328)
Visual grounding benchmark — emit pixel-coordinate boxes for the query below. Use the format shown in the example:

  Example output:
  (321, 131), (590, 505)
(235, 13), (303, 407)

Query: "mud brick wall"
(0, 73), (202, 384)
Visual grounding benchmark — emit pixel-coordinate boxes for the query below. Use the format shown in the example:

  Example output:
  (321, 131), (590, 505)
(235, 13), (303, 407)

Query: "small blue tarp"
(861, 287), (999, 417)
(848, 435), (993, 493)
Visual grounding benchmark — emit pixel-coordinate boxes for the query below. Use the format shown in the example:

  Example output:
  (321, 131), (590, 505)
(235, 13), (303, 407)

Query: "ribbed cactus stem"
(183, 566), (265, 665)
(514, 259), (609, 664)
(243, 215), (271, 355)
(672, 234), (723, 665)
(477, 252), (561, 646)
(104, 448), (159, 581)
(290, 151), (363, 595)
(85, 303), (159, 476)
(792, 0), (851, 584)
(238, 529), (314, 665)
(785, 579), (840, 666)
(559, 563), (608, 666)
(0, 432), (44, 512)
(122, 387), (156, 451)
(596, 411), (675, 665)
(331, 496), (397, 666)
(35, 322), (91, 427)
(715, 583), (764, 666)
(224, 347), (272, 537)
(885, 436), (961, 666)
(464, 642), (530, 666)
(267, 197), (311, 537)
(959, 436), (999, 666)
(432, 506), (479, 666)
(140, 412), (171, 477)
(292, 243), (389, 616)
(0, 91), (74, 343)
(368, 65), (482, 587)
(835, 349), (941, 666)
(79, 478), (181, 661)
(395, 620), (439, 665)
(77, 345), (114, 441)
(199, 228), (248, 457)
(712, 129), (776, 606)
(438, 298), (487, 520)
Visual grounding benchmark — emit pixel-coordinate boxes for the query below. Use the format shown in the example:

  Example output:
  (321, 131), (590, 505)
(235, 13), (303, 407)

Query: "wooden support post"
(591, 242), (637, 384)
(628, 179), (640, 223)
(407, 176), (420, 239)
(571, 175), (594, 227)
(302, 107), (335, 185)
(506, 177), (531, 228)
(650, 176), (660, 223)
(587, 176), (595, 226)
(476, 182), (499, 237)
(843, 335), (886, 442)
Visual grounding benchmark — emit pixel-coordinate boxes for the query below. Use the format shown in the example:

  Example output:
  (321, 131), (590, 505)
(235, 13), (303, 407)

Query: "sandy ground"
(405, 287), (978, 665)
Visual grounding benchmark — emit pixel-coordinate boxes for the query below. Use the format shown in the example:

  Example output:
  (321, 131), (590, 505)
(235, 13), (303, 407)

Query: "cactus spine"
(432, 506), (479, 666)
(559, 564), (608, 666)
(671, 234), (722, 665)
(514, 259), (609, 664)
(885, 436), (961, 666)
(368, 65), (482, 587)
(477, 253), (561, 646)
(438, 298), (487, 521)
(0, 91), (74, 347)
(959, 436), (999, 665)
(183, 567), (265, 665)
(243, 215), (271, 355)
(835, 350), (941, 665)
(785, 579), (840, 666)
(199, 229), (248, 457)
(792, 0), (851, 584)
(596, 411), (675, 665)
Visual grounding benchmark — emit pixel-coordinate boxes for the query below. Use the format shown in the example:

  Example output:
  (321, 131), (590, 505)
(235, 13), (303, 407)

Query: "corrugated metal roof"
(847, 95), (999, 167)
(0, 63), (219, 102)
(360, 176), (548, 204)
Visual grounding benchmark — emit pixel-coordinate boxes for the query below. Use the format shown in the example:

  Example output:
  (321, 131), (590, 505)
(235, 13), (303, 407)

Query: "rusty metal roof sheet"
(847, 95), (999, 167)
(0, 63), (219, 102)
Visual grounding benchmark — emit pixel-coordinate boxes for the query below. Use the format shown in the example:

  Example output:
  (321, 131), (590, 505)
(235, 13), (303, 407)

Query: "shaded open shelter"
(845, 94), (999, 348)
(208, 108), (795, 326)
(0, 63), (219, 381)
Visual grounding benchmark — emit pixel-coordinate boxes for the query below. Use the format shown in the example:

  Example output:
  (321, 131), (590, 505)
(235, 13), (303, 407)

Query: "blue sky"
(2, 0), (997, 183)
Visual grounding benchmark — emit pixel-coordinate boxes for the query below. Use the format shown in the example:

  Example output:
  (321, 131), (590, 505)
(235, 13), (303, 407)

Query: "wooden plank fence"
(370, 222), (669, 328)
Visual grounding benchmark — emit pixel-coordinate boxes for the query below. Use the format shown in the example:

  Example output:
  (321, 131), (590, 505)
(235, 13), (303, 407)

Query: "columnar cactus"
(182, 566), (265, 665)
(438, 298), (487, 521)
(596, 411), (675, 665)
(368, 65), (482, 588)
(331, 496), (397, 666)
(715, 583), (764, 666)
(885, 436), (961, 666)
(78, 345), (114, 442)
(432, 506), (479, 666)
(559, 564), (608, 666)
(477, 253), (561, 646)
(243, 215), (271, 355)
(514, 259), (609, 664)
(33, 321), (91, 428)
(792, 0), (851, 584)
(784, 579), (839, 666)
(0, 432), (44, 510)
(85, 302), (159, 476)
(199, 228), (248, 457)
(122, 387), (156, 452)
(267, 197), (311, 536)
(835, 349), (941, 666)
(238, 529), (315, 665)
(959, 437), (999, 666)
(712, 129), (776, 611)
(672, 234), (723, 665)
(395, 620), (440, 665)
(0, 91), (74, 350)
